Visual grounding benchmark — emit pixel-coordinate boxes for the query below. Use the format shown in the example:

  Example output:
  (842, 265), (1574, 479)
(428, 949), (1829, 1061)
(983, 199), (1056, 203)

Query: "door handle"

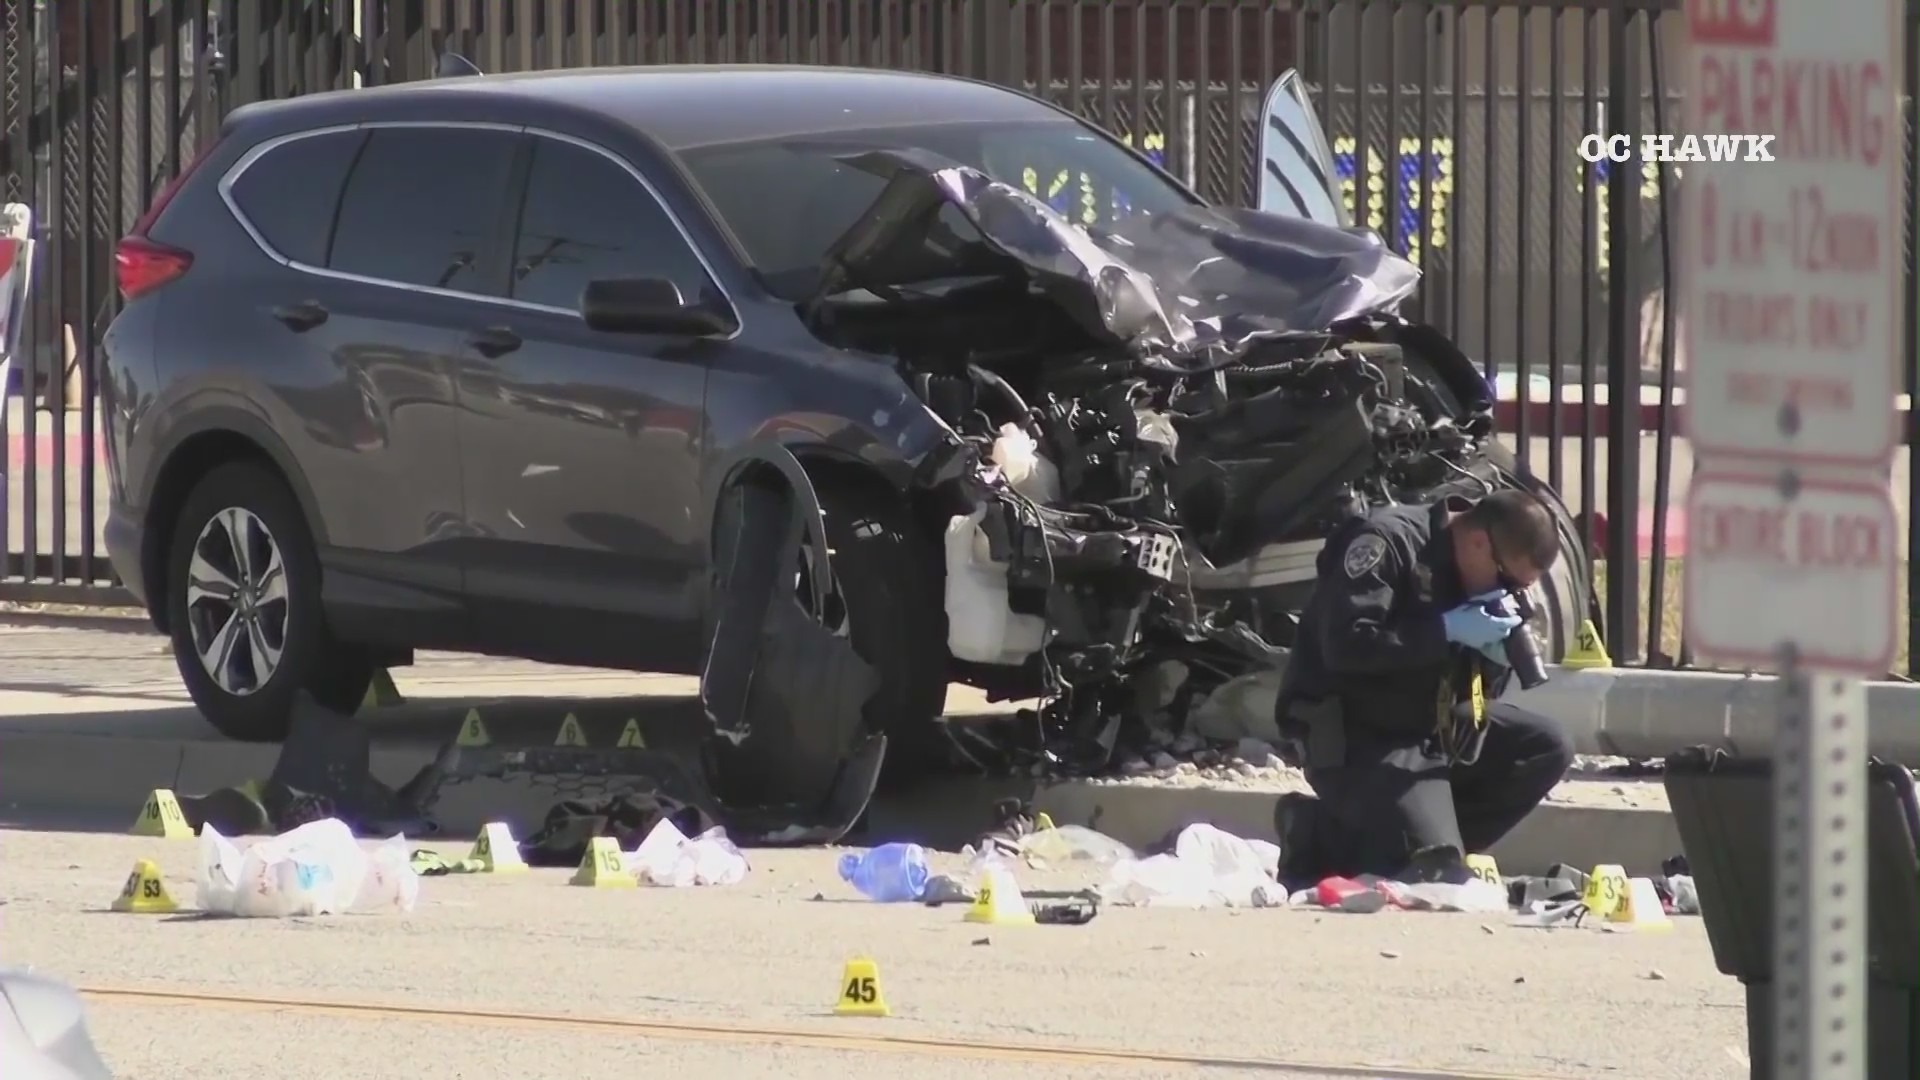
(271, 301), (329, 332)
(467, 325), (522, 358)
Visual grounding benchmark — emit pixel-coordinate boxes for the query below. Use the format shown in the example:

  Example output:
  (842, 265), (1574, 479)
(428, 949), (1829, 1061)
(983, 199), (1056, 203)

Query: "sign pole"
(1773, 635), (1867, 1078)
(1680, 0), (1894, 1072)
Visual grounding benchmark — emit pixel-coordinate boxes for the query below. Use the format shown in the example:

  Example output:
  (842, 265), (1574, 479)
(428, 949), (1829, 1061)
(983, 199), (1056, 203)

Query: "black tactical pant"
(1293, 701), (1575, 881)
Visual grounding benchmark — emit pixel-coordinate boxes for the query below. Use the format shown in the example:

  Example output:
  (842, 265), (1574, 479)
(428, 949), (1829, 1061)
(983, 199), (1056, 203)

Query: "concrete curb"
(0, 728), (1681, 876)
(1509, 665), (1920, 765)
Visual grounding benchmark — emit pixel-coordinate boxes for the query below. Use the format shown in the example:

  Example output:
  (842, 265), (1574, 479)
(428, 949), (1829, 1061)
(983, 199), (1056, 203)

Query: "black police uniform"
(1273, 495), (1575, 881)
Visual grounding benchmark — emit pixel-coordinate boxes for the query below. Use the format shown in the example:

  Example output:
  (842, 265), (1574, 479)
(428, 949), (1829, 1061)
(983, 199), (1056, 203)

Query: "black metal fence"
(1, 0), (1915, 678)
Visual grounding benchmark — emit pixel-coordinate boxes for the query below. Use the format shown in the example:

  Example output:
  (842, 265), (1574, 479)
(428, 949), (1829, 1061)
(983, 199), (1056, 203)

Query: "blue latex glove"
(1442, 590), (1523, 650)
(1476, 593), (1519, 666)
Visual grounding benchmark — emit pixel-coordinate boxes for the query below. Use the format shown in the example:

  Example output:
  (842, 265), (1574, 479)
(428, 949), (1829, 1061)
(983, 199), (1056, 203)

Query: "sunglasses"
(1485, 531), (1530, 595)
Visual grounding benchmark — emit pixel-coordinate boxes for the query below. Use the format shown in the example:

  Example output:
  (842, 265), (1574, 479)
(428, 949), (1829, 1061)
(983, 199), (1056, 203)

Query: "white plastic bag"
(196, 818), (419, 917)
(1171, 822), (1281, 880)
(1103, 853), (1222, 908)
(631, 819), (748, 887)
(1100, 824), (1282, 908)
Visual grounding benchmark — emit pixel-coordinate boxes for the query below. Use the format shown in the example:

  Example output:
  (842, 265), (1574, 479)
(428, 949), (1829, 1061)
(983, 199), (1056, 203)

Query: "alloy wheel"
(184, 507), (290, 696)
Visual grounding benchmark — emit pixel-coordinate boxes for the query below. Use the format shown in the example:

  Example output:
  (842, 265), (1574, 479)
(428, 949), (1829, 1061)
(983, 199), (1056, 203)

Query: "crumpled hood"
(826, 147), (1421, 358)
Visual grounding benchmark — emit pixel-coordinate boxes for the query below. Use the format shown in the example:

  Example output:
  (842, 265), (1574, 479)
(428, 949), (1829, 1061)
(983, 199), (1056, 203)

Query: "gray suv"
(102, 64), (1594, 803)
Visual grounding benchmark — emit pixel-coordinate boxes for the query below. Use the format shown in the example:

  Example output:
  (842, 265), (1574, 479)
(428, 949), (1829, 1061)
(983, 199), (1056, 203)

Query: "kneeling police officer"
(1273, 489), (1576, 883)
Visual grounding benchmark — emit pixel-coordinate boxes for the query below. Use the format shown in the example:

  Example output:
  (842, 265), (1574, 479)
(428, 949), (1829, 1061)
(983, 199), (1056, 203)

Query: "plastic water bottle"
(837, 843), (930, 902)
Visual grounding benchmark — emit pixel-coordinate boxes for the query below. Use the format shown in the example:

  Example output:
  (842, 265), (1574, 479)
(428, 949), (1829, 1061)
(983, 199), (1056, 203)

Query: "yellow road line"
(81, 984), (1568, 1080)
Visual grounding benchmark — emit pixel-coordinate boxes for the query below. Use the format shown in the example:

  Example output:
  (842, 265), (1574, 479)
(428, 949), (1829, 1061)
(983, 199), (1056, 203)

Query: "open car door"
(1256, 70), (1349, 228)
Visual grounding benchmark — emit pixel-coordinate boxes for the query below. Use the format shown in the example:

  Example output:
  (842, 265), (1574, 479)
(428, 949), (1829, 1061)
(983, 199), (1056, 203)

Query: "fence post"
(969, 0), (1011, 85)
(1603, 0), (1643, 662)
(231, 0), (263, 108)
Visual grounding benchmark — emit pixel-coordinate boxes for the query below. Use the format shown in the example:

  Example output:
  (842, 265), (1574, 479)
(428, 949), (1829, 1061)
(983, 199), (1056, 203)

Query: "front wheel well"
(141, 431), (291, 632)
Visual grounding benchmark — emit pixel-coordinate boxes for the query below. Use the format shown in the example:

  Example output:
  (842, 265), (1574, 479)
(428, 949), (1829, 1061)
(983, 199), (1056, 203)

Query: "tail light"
(114, 135), (225, 301)
(114, 236), (193, 300)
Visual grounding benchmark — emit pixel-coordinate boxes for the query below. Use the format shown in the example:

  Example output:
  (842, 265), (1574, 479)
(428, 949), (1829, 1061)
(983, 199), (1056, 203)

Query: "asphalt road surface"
(3, 831), (1748, 1080)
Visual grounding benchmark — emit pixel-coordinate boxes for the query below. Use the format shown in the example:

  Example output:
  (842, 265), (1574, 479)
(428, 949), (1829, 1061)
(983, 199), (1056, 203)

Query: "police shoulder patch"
(1342, 533), (1389, 579)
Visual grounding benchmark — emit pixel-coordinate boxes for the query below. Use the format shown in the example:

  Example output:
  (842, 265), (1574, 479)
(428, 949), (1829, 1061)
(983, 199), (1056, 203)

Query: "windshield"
(677, 119), (1197, 300)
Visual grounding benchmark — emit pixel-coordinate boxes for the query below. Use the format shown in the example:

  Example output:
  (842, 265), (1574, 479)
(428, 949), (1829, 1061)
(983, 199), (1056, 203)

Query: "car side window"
(509, 136), (718, 312)
(228, 129), (367, 267)
(327, 127), (516, 294)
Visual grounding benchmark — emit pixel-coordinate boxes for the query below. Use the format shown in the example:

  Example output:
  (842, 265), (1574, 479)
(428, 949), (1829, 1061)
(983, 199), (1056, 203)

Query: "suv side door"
(219, 122), (518, 648)
(454, 130), (731, 671)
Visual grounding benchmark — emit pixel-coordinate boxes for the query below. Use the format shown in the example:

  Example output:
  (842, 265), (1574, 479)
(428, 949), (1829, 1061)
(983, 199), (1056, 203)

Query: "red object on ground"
(1314, 876), (1388, 913)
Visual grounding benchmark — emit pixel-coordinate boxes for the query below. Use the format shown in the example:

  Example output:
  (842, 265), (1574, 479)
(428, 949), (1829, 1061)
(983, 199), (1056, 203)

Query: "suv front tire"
(163, 459), (374, 741)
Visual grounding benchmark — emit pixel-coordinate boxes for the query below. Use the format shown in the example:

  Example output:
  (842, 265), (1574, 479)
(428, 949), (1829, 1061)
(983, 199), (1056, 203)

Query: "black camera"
(1496, 589), (1550, 690)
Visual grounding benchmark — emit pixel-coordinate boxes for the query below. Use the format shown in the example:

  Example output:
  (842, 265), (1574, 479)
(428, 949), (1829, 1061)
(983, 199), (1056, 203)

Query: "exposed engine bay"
(803, 149), (1594, 774)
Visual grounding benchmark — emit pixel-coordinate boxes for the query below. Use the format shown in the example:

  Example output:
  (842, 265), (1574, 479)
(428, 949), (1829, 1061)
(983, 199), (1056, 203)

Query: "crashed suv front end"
(771, 148), (1593, 777)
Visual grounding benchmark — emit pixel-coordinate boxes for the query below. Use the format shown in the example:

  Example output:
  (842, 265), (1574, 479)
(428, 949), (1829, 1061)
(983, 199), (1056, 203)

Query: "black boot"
(1273, 792), (1324, 887)
(1403, 844), (1472, 884)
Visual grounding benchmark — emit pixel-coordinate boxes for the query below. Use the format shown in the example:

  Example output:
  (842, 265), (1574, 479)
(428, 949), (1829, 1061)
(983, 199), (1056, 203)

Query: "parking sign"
(1684, 472), (1899, 674)
(1681, 0), (1904, 464)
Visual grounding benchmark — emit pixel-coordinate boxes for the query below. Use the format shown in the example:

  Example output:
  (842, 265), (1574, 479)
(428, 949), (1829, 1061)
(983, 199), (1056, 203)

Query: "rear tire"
(164, 460), (373, 742)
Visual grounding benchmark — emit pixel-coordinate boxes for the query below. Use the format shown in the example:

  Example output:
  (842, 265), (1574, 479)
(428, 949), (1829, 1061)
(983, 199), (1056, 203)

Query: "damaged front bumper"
(240, 693), (890, 848)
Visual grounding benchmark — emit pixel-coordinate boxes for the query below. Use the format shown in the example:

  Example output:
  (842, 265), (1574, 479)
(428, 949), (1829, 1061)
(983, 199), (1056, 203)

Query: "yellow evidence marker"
(1563, 620), (1613, 669)
(569, 836), (636, 888)
(614, 718), (646, 749)
(361, 668), (405, 709)
(130, 789), (193, 839)
(1607, 878), (1674, 932)
(834, 957), (890, 1017)
(1582, 864), (1631, 919)
(455, 709), (491, 747)
(1464, 853), (1502, 887)
(554, 713), (589, 747)
(964, 866), (1036, 925)
(469, 822), (529, 874)
(111, 860), (179, 914)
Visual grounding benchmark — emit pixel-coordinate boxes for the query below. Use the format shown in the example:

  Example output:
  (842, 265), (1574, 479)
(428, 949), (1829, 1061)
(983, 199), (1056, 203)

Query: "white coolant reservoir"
(990, 423), (1061, 504)
(944, 507), (1048, 665)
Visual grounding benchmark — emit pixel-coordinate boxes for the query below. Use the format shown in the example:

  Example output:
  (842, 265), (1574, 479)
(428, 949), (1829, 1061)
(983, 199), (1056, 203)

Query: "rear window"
(228, 129), (367, 267)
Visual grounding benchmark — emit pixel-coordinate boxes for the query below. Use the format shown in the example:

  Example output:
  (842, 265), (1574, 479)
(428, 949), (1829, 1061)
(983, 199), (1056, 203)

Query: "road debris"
(1100, 823), (1285, 908)
(196, 818), (418, 918)
(631, 820), (749, 887)
(839, 843), (931, 902)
